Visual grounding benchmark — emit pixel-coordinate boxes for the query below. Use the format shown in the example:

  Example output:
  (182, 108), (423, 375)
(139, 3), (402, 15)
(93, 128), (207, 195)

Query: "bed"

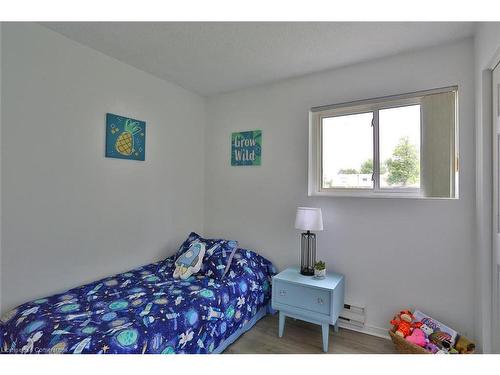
(0, 246), (276, 354)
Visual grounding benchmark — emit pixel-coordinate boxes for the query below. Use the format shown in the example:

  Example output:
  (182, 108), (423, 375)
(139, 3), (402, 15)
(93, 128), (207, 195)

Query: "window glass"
(379, 105), (421, 189)
(322, 112), (373, 189)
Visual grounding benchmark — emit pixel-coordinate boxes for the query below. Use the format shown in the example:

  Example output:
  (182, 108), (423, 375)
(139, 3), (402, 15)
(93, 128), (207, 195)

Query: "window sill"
(310, 190), (458, 200)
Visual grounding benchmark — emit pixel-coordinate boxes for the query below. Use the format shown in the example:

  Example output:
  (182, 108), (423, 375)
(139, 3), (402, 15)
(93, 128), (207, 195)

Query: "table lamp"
(295, 207), (323, 276)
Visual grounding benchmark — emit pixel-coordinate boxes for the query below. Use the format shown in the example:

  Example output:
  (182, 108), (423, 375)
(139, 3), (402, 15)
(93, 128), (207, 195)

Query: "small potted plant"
(314, 261), (326, 279)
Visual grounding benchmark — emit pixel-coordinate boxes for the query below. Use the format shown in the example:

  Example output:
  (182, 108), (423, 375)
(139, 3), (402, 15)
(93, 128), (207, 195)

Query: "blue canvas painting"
(231, 130), (262, 166)
(105, 113), (146, 161)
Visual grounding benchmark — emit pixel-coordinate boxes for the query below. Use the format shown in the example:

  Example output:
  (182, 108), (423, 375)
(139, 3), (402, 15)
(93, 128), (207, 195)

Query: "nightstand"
(271, 267), (345, 352)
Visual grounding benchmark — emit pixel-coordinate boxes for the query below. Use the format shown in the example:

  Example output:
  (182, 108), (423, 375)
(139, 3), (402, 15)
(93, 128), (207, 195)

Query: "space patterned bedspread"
(0, 249), (276, 354)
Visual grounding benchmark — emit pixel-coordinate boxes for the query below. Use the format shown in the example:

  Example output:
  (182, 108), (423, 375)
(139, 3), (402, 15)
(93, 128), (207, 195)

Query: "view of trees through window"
(322, 104), (421, 190)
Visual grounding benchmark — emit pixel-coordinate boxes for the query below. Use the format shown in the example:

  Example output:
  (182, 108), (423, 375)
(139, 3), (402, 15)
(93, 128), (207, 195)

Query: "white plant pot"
(314, 269), (326, 278)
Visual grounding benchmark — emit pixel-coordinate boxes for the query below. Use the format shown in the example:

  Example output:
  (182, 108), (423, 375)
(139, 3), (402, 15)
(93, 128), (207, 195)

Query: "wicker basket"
(389, 328), (431, 354)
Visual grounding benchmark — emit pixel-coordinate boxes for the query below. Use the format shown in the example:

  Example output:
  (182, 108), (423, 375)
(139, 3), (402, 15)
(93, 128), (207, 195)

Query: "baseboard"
(337, 320), (390, 340)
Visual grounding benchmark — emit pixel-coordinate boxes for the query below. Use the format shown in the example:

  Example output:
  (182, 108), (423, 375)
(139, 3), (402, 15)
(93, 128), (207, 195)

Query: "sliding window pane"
(379, 105), (421, 189)
(321, 112), (373, 189)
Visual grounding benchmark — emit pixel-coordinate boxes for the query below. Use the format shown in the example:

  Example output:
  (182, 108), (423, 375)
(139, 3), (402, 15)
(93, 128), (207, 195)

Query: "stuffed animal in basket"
(390, 310), (417, 338)
(455, 335), (475, 354)
(406, 327), (427, 347)
(429, 331), (454, 352)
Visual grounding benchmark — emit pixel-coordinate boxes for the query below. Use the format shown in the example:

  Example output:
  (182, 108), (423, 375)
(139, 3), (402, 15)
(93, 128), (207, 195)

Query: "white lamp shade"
(295, 207), (323, 231)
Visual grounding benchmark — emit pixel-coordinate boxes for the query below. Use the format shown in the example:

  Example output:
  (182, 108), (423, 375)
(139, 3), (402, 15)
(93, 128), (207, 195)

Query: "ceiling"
(42, 22), (476, 96)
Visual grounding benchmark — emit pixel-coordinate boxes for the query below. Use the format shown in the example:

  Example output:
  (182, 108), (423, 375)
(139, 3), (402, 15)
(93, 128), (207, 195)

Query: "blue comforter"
(0, 249), (276, 354)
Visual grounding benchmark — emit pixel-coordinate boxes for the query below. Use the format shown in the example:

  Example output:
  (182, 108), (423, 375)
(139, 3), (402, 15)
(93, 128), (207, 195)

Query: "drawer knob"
(317, 297), (324, 304)
(279, 290), (287, 296)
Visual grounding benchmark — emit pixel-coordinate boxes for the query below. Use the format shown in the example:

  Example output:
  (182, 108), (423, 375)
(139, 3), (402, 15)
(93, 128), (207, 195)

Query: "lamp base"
(300, 231), (316, 277)
(300, 267), (315, 276)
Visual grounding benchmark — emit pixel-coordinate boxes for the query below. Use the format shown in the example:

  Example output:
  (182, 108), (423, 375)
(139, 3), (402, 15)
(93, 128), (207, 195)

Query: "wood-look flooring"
(224, 314), (396, 354)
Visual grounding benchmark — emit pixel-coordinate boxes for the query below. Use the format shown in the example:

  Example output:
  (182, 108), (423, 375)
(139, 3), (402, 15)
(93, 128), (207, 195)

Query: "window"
(309, 87), (458, 198)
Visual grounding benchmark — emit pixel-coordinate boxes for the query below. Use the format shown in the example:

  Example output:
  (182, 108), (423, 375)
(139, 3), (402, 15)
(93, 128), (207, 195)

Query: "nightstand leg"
(334, 321), (339, 333)
(278, 311), (286, 338)
(321, 323), (329, 352)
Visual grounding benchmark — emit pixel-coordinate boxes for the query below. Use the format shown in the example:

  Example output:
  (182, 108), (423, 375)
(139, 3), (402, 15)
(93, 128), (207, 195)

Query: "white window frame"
(308, 86), (459, 199)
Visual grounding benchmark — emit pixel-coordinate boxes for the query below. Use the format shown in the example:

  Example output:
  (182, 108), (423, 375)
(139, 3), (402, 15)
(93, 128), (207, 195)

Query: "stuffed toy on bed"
(173, 241), (206, 279)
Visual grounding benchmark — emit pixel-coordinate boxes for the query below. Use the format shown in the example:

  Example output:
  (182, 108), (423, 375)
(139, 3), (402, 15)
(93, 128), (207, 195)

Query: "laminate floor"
(224, 314), (396, 354)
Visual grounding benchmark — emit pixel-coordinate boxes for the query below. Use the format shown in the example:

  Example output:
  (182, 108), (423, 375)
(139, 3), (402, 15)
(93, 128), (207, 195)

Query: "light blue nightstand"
(271, 267), (345, 352)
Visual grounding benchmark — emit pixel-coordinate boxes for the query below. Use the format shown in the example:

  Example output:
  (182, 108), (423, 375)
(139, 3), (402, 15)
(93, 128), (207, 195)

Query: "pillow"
(202, 239), (238, 279)
(175, 232), (201, 257)
(226, 248), (277, 281)
(175, 232), (238, 279)
(173, 241), (206, 279)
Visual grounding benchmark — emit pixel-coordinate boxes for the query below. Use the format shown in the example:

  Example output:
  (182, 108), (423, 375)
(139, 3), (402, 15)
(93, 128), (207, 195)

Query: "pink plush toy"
(406, 328), (427, 347)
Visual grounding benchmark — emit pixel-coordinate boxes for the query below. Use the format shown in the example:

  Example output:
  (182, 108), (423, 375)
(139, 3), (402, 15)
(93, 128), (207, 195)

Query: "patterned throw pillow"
(173, 241), (206, 279)
(226, 248), (277, 281)
(202, 239), (239, 279)
(175, 232), (238, 279)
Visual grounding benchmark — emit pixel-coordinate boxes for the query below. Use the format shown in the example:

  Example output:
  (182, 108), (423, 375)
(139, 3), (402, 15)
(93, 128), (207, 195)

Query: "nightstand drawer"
(274, 279), (330, 315)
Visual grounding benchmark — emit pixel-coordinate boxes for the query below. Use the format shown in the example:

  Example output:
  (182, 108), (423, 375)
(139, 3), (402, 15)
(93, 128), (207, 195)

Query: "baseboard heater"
(338, 303), (366, 329)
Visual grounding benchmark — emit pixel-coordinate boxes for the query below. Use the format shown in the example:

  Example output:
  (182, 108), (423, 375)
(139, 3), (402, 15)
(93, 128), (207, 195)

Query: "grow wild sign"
(231, 130), (262, 166)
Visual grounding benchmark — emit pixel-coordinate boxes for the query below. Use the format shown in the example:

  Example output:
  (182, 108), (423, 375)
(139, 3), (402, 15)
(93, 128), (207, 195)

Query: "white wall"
(0, 23), (206, 312)
(205, 39), (476, 337)
(474, 22), (500, 353)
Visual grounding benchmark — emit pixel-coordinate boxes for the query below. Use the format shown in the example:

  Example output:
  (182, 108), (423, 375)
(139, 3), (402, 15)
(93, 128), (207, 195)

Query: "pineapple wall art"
(105, 113), (146, 161)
